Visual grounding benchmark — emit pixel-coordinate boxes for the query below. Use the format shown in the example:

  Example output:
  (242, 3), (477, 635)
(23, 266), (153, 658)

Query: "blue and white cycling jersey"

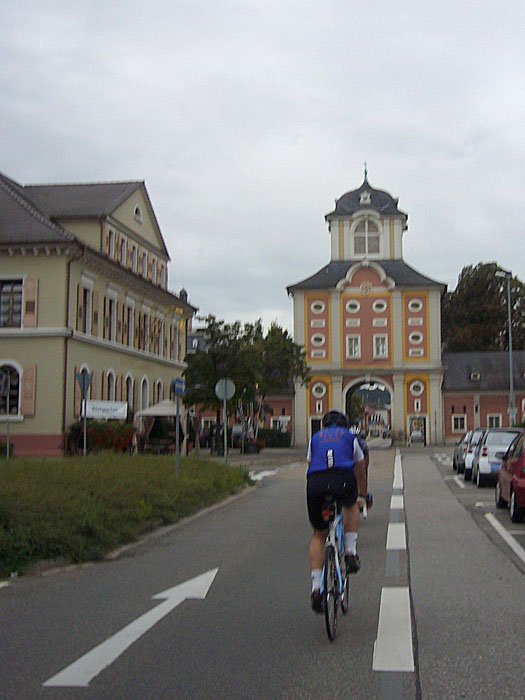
(306, 426), (364, 475)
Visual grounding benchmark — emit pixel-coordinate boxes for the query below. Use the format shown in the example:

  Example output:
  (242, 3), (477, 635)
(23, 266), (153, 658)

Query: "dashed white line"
(386, 523), (407, 550)
(373, 587), (415, 672)
(393, 451), (403, 489)
(248, 470), (277, 481)
(453, 476), (466, 489)
(390, 494), (404, 510)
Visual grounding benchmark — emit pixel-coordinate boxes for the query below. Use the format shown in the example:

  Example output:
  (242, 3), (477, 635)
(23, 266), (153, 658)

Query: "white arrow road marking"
(43, 568), (219, 688)
(249, 470), (277, 481)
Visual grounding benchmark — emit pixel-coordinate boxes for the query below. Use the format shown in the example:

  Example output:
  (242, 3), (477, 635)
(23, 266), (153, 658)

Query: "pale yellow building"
(0, 172), (195, 455)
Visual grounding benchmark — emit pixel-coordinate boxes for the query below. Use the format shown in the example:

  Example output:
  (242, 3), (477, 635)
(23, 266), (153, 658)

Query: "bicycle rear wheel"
(323, 545), (338, 641)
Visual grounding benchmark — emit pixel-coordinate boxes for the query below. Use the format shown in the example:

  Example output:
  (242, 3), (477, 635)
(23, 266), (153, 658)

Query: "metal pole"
(506, 276), (516, 425)
(83, 400), (87, 456)
(223, 395), (228, 463)
(6, 372), (10, 459)
(175, 394), (180, 477)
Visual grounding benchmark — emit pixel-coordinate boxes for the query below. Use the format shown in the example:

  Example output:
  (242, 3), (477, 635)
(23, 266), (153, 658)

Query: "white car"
(471, 428), (522, 487)
(463, 428), (485, 480)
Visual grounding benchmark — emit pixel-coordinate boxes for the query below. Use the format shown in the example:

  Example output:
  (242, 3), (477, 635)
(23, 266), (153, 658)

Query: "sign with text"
(84, 400), (127, 420)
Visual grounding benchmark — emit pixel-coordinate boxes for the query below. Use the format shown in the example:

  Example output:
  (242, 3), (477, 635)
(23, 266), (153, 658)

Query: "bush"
(0, 440), (13, 458)
(66, 420), (134, 454)
(0, 453), (251, 577)
(257, 428), (291, 448)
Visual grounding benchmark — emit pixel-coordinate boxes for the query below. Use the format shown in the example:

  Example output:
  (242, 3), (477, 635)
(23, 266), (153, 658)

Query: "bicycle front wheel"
(323, 545), (338, 641)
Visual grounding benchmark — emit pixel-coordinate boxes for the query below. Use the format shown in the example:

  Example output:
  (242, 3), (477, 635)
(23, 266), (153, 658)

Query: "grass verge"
(0, 453), (251, 578)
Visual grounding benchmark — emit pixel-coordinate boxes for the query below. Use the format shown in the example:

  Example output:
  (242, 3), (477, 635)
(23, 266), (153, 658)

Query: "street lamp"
(495, 269), (516, 425)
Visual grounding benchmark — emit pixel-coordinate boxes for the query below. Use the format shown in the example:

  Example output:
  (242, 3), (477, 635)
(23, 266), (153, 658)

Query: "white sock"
(311, 569), (322, 592)
(345, 532), (358, 556)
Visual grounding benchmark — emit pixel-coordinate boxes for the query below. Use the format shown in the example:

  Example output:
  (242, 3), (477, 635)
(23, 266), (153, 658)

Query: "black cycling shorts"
(306, 469), (358, 531)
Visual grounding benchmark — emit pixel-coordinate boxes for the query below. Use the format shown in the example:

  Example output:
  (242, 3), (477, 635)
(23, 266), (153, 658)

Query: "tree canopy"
(441, 262), (525, 352)
(183, 315), (310, 416)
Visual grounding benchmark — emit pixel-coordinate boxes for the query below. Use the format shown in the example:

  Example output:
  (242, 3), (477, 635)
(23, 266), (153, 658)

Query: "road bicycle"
(320, 496), (369, 641)
(320, 496), (350, 641)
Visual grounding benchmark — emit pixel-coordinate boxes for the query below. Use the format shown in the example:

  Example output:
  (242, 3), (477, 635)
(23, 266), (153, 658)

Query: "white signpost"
(215, 378), (235, 461)
(84, 400), (127, 420)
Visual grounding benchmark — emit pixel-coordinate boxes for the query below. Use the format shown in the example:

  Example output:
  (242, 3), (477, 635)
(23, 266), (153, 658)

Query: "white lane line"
(373, 587), (415, 672)
(485, 514), (525, 565)
(386, 523), (406, 550)
(0, 582), (8, 589)
(393, 450), (403, 489)
(453, 476), (466, 489)
(475, 502), (492, 508)
(390, 494), (404, 510)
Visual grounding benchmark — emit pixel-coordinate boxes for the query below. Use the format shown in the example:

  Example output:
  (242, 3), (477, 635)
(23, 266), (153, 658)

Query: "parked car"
(471, 427), (522, 487)
(453, 431), (471, 472)
(495, 429), (525, 522)
(409, 429), (424, 445)
(463, 428), (485, 480)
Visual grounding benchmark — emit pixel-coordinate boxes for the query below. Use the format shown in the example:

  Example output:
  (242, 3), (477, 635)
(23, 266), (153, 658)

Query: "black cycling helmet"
(322, 410), (349, 429)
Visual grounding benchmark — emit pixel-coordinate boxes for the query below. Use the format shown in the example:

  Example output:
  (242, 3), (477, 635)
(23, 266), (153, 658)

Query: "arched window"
(353, 219), (380, 256)
(0, 365), (20, 416)
(126, 376), (133, 411)
(107, 371), (115, 401)
(141, 377), (149, 410)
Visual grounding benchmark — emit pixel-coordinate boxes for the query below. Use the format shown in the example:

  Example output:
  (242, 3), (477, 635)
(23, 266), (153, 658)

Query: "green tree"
(347, 391), (364, 427)
(441, 263), (525, 352)
(183, 316), (310, 421)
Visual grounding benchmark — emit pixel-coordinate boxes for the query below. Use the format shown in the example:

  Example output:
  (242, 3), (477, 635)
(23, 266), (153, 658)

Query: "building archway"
(344, 378), (392, 435)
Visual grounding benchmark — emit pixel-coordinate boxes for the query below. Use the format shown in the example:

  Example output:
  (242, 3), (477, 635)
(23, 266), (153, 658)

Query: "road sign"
(215, 378), (235, 401)
(75, 371), (93, 399)
(171, 378), (186, 396)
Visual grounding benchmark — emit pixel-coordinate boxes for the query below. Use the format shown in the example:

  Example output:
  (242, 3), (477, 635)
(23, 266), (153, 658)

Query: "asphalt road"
(0, 445), (524, 699)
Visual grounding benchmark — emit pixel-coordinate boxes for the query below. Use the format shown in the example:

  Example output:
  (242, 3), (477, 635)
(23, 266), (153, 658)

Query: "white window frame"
(408, 299), (423, 312)
(345, 300), (361, 314)
(311, 333), (325, 347)
(373, 334), (388, 359)
(353, 218), (380, 257)
(487, 413), (502, 428)
(346, 335), (361, 359)
(310, 301), (325, 314)
(452, 414), (467, 432)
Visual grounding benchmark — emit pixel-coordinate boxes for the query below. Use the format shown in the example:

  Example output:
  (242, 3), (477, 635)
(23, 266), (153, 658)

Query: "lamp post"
(495, 269), (516, 426)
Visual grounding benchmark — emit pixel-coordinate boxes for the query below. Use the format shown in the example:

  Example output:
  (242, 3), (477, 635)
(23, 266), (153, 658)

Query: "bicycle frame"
(320, 500), (349, 640)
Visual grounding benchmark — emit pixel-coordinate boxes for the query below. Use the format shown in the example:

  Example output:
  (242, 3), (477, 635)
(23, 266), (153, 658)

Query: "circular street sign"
(215, 378), (235, 401)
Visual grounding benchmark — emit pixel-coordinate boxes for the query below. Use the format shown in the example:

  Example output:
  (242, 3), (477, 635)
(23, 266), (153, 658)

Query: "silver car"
(471, 428), (522, 487)
(463, 428), (485, 480)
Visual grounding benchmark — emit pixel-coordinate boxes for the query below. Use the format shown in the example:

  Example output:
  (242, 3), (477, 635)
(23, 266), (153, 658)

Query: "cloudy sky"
(2, 0), (524, 332)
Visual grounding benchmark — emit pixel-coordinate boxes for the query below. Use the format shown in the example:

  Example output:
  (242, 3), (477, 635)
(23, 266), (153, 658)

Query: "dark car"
(495, 429), (525, 522)
(453, 431), (471, 473)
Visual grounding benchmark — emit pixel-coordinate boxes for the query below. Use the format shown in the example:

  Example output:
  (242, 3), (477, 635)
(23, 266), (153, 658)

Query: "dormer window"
(470, 371), (481, 381)
(134, 206), (142, 223)
(360, 191), (371, 205)
(353, 218), (380, 256)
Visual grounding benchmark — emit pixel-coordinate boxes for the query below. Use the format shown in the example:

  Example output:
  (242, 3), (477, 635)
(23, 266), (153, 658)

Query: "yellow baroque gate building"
(287, 175), (445, 446)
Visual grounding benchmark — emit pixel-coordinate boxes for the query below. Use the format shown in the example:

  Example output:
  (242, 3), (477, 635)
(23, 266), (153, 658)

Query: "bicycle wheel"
(323, 545), (338, 641)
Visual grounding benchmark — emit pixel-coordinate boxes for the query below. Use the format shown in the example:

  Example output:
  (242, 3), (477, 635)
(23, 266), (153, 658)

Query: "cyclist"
(306, 410), (371, 613)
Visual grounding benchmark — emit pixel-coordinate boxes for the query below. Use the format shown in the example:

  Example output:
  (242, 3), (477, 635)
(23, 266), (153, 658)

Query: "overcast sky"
(2, 0), (524, 332)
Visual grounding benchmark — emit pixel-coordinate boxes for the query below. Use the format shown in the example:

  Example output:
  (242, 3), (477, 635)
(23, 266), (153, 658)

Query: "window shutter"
(91, 371), (97, 400)
(20, 365), (36, 416)
(116, 301), (123, 344)
(91, 291), (99, 336)
(23, 278), (38, 328)
(74, 366), (81, 418)
(76, 284), (83, 331)
(101, 371), (107, 400)
(116, 374), (122, 401)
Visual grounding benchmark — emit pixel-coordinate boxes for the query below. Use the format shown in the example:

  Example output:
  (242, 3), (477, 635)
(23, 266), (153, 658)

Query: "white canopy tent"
(133, 399), (185, 452)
